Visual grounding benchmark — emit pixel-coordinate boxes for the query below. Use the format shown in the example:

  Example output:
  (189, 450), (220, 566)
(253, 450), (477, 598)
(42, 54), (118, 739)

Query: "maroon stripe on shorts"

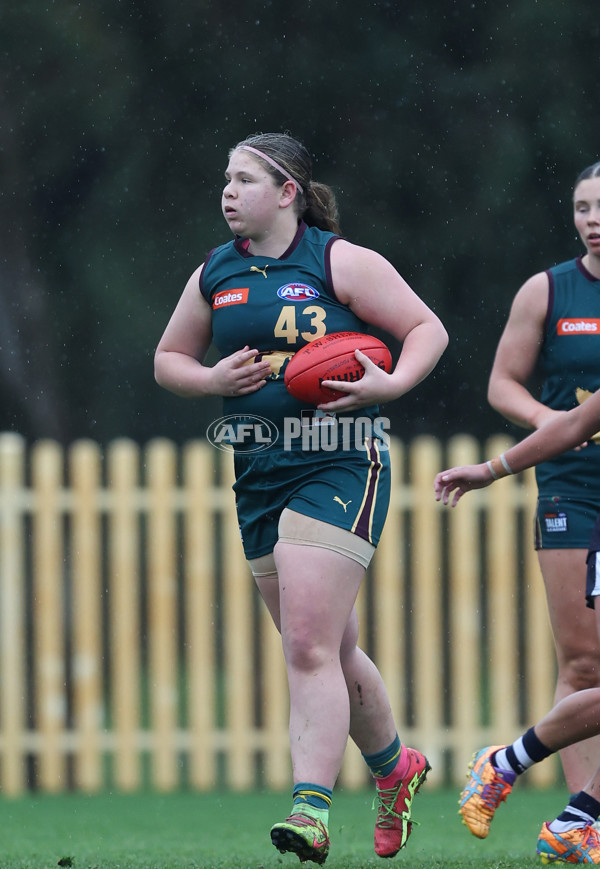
(354, 439), (382, 543)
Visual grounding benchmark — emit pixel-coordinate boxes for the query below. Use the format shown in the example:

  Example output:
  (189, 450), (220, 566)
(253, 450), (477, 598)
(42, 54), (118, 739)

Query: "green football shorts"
(232, 440), (391, 561)
(535, 495), (600, 549)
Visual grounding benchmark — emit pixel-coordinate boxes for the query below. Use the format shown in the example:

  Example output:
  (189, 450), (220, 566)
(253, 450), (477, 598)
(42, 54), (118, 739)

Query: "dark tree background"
(1, 0), (597, 444)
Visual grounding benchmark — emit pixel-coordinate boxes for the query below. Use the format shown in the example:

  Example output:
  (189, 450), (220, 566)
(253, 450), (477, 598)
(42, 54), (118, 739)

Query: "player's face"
(574, 177), (600, 257)
(222, 150), (283, 238)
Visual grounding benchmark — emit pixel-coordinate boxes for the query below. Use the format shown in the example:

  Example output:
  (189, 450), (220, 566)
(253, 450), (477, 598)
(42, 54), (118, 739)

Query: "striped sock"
(493, 727), (552, 775)
(362, 734), (402, 779)
(292, 783), (332, 825)
(549, 791), (600, 833)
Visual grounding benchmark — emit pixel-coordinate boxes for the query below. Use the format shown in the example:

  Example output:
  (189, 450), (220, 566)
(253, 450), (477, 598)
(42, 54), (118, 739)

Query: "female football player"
(155, 132), (447, 864)
(485, 162), (600, 796)
(435, 389), (600, 864)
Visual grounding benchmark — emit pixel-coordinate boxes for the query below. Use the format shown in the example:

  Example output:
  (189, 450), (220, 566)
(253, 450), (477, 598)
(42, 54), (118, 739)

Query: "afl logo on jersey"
(277, 283), (320, 301)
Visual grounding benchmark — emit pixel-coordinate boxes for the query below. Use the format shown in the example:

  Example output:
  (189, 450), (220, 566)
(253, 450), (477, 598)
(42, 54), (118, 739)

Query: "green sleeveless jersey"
(535, 256), (600, 496)
(200, 222), (383, 449)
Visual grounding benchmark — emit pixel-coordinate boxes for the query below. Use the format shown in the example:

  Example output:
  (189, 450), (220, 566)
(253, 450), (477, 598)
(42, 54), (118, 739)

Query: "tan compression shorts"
(248, 508), (375, 577)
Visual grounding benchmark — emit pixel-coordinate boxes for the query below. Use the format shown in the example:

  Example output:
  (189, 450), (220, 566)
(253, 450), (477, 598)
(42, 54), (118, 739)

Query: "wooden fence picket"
(0, 432), (556, 795)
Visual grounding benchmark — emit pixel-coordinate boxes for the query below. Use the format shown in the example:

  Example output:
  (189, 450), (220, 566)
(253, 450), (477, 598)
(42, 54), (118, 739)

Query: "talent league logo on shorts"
(206, 415), (279, 452)
(212, 288), (249, 309)
(277, 283), (320, 301)
(544, 511), (568, 533)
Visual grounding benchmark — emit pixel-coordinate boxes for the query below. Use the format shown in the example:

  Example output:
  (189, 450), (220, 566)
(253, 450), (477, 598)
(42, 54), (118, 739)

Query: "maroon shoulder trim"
(543, 268), (554, 334)
(324, 236), (340, 300)
(199, 249), (216, 301)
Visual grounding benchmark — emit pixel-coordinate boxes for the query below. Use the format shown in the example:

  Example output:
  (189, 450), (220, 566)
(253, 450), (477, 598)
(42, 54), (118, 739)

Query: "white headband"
(239, 145), (304, 194)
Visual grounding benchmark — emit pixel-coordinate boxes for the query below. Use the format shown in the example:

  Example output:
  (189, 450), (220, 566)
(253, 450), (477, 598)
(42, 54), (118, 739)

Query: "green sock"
(363, 734), (402, 778)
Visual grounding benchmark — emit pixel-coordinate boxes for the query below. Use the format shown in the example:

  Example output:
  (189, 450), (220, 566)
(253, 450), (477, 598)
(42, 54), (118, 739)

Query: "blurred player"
(486, 162), (600, 795)
(435, 388), (600, 863)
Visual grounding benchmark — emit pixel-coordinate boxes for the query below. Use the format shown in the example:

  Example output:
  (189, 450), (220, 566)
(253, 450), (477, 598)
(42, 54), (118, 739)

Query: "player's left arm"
(320, 240), (448, 410)
(434, 390), (600, 506)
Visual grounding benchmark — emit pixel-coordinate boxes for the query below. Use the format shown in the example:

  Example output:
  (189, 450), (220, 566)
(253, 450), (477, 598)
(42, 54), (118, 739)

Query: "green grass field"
(0, 786), (567, 868)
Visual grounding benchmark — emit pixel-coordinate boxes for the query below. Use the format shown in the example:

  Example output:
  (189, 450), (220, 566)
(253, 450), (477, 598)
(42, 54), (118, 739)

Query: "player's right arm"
(154, 265), (271, 398)
(487, 271), (561, 430)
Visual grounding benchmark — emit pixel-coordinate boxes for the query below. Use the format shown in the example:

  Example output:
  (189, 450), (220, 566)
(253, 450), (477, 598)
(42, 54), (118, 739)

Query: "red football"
(284, 331), (392, 405)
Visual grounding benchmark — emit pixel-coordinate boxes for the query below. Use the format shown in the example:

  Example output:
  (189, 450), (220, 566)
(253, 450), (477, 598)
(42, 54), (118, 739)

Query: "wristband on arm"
(486, 452), (514, 480)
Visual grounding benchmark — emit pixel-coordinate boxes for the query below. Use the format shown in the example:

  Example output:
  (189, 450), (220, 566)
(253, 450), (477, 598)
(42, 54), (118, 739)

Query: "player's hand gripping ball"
(284, 331), (392, 405)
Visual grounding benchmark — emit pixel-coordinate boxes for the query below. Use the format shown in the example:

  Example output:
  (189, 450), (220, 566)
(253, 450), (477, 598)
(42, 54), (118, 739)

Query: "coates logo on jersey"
(277, 283), (320, 302)
(557, 318), (600, 335)
(212, 288), (249, 309)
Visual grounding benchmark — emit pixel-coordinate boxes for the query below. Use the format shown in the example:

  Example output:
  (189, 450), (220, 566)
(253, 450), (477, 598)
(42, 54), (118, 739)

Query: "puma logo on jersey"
(333, 496), (352, 512)
(250, 265), (269, 278)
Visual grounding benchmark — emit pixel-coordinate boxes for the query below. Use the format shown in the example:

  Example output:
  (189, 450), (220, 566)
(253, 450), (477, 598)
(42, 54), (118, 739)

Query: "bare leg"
(535, 688), (600, 752)
(538, 548), (600, 792)
(340, 608), (398, 754)
(255, 547), (399, 785)
(583, 765), (600, 803)
(272, 541), (364, 787)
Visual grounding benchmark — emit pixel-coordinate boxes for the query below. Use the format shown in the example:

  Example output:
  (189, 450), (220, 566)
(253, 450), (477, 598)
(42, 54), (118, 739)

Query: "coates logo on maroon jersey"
(277, 283), (320, 301)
